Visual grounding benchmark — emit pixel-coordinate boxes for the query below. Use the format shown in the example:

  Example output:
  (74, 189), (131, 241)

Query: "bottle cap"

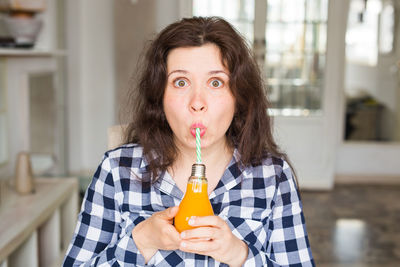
(191, 163), (206, 178)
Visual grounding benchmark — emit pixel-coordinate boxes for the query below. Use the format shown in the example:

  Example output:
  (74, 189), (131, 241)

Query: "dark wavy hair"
(125, 16), (290, 182)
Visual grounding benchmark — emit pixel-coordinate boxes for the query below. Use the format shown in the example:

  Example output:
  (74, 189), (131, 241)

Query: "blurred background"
(0, 0), (399, 266)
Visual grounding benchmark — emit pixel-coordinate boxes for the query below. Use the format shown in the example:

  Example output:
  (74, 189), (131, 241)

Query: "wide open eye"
(174, 79), (189, 88)
(209, 79), (223, 88)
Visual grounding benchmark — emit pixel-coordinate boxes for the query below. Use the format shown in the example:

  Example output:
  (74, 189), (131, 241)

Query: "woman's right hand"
(131, 206), (181, 263)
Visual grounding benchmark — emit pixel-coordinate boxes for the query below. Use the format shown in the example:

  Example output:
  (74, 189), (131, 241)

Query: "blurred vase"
(3, 15), (43, 46)
(15, 151), (35, 195)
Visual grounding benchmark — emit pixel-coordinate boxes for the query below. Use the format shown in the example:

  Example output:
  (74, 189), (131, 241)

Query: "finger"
(156, 206), (179, 220)
(159, 222), (182, 249)
(188, 215), (224, 228)
(184, 237), (212, 242)
(180, 239), (218, 253)
(161, 220), (182, 241)
(168, 225), (182, 242)
(167, 229), (183, 248)
(180, 227), (216, 240)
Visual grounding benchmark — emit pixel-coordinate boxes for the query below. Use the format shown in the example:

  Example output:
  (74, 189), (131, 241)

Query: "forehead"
(166, 43), (227, 72)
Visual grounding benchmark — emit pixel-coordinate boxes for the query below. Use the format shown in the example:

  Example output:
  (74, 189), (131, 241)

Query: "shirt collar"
(209, 148), (245, 199)
(155, 170), (184, 200)
(137, 153), (183, 199)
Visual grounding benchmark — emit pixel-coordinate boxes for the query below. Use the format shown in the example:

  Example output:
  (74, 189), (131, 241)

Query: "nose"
(189, 87), (207, 113)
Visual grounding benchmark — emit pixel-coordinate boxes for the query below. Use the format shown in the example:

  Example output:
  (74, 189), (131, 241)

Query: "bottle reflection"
(333, 219), (367, 263)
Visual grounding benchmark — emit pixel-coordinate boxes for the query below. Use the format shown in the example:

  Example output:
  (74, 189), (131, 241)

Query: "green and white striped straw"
(196, 128), (201, 163)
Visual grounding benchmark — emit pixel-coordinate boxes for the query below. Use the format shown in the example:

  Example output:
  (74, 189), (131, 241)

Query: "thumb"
(158, 206), (179, 220)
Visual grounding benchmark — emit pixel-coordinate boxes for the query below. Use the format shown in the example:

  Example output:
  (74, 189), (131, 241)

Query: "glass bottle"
(174, 163), (214, 233)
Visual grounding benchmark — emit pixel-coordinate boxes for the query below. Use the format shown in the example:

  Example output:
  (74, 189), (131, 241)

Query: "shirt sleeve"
(62, 154), (147, 267)
(242, 161), (315, 267)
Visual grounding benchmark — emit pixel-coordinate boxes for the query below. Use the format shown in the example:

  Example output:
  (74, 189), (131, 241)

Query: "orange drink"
(174, 164), (214, 232)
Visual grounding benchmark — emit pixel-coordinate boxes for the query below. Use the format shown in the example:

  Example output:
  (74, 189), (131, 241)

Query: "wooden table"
(0, 177), (78, 267)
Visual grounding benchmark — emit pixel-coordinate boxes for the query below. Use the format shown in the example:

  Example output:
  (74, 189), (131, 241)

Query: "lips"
(190, 123), (206, 138)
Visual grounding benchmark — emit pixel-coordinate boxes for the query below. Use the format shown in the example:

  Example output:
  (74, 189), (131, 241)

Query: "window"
(346, 0), (381, 66)
(193, 0), (254, 45)
(265, 0), (328, 115)
(379, 2), (394, 55)
(192, 0), (329, 116)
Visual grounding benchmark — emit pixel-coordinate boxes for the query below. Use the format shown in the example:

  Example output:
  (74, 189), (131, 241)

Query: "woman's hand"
(131, 206), (181, 263)
(179, 216), (248, 267)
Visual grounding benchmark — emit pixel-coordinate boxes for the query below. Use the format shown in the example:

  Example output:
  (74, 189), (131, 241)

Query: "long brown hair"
(125, 17), (290, 182)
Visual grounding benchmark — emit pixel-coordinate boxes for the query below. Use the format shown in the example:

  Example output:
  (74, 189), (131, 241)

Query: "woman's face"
(163, 43), (235, 151)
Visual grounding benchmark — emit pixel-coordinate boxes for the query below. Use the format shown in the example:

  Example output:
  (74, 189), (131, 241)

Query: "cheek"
(163, 94), (185, 124)
(213, 99), (235, 127)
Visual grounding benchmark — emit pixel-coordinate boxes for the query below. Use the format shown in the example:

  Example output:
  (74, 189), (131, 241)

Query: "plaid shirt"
(63, 144), (314, 266)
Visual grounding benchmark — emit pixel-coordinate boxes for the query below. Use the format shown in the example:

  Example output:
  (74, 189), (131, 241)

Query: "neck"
(172, 138), (233, 178)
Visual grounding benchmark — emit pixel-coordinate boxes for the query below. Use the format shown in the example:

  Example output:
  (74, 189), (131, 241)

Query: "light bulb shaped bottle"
(174, 163), (214, 233)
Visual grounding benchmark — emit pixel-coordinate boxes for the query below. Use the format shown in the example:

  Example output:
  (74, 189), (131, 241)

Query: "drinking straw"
(196, 128), (201, 163)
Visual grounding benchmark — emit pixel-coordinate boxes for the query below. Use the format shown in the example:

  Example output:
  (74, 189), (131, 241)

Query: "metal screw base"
(191, 163), (206, 178)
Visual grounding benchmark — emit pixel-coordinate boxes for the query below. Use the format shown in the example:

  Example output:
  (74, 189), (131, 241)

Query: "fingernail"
(181, 242), (186, 248)
(188, 217), (195, 226)
(180, 232), (186, 238)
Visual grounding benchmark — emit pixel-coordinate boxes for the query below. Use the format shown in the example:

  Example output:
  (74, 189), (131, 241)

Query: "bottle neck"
(185, 163), (208, 194)
(191, 163), (206, 178)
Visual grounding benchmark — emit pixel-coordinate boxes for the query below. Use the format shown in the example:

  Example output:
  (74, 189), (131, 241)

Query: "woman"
(64, 17), (314, 266)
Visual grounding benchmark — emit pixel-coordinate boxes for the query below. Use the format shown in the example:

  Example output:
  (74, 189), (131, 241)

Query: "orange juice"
(174, 164), (214, 232)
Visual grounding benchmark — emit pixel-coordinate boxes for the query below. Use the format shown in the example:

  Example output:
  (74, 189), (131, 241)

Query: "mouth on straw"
(191, 127), (206, 137)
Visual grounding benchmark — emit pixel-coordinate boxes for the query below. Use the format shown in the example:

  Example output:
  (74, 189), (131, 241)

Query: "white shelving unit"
(0, 49), (66, 57)
(0, 0), (67, 178)
(0, 178), (78, 267)
(0, 2), (76, 265)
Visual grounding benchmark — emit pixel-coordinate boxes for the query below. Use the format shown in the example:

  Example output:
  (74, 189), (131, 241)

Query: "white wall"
(155, 0), (180, 32)
(67, 0), (181, 176)
(114, 0), (157, 124)
(336, 143), (400, 176)
(66, 0), (115, 175)
(115, 0), (183, 125)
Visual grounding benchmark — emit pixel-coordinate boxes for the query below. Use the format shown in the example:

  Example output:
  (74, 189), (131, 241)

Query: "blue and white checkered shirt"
(63, 144), (314, 266)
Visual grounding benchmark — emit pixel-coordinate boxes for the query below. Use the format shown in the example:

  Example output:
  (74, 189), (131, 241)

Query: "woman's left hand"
(179, 215), (248, 267)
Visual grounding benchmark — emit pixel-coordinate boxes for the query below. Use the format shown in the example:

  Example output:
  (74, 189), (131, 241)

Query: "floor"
(302, 184), (400, 267)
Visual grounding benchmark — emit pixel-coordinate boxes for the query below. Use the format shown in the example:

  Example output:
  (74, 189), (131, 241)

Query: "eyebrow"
(167, 70), (229, 77)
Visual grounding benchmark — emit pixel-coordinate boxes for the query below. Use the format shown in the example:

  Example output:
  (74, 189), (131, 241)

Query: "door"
(336, 0), (400, 179)
(187, 0), (349, 189)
